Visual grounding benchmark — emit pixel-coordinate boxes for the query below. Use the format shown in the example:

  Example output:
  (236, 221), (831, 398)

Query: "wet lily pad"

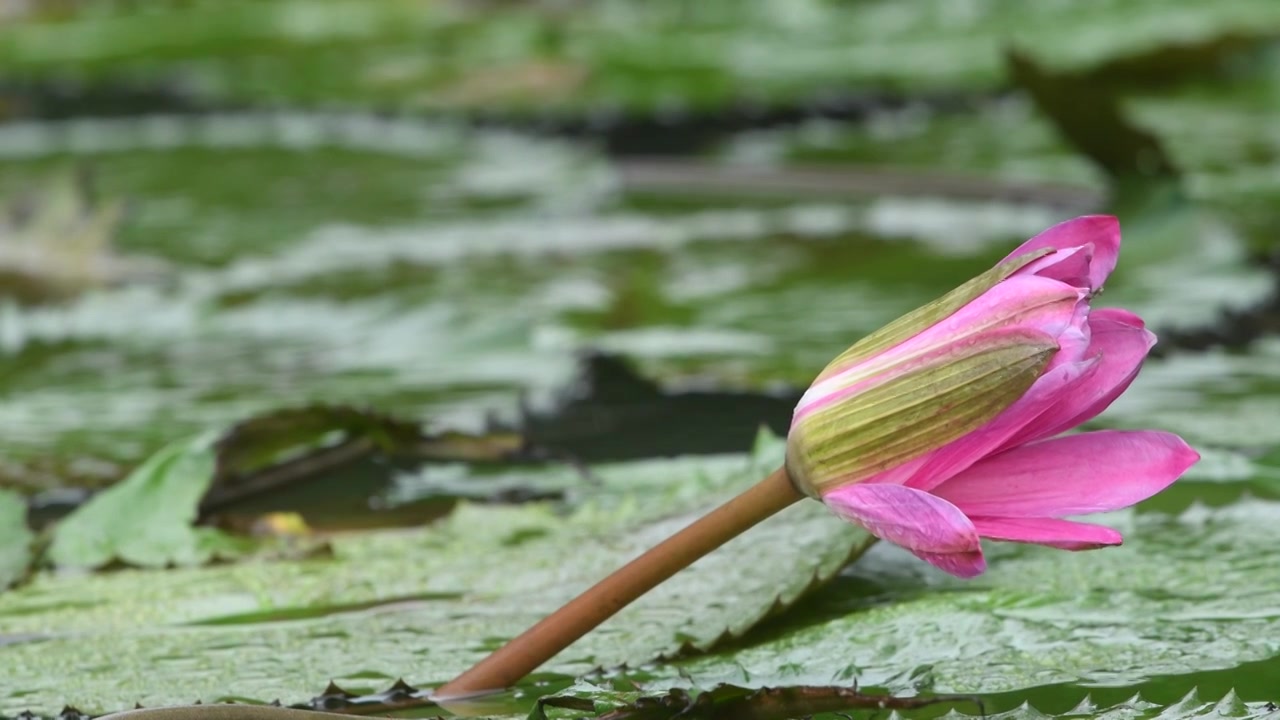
(530, 682), (971, 720)
(4, 0), (1280, 112)
(0, 120), (1269, 482)
(534, 684), (1279, 720)
(0, 432), (875, 715)
(654, 488), (1280, 701)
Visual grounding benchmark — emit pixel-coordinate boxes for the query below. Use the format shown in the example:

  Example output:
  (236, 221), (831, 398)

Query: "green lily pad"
(532, 684), (1278, 720)
(0, 432), (875, 715)
(5, 0), (1280, 111)
(652, 484), (1280, 700)
(47, 432), (250, 569)
(0, 490), (33, 590)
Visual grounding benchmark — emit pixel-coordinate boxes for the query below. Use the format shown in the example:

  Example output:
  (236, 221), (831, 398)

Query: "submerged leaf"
(522, 353), (798, 462)
(204, 403), (527, 517)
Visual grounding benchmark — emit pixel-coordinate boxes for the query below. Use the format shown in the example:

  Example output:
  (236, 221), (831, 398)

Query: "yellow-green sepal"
(787, 329), (1056, 498)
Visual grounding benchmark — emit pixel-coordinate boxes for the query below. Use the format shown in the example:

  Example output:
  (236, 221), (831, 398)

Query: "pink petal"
(1001, 308), (1156, 447)
(795, 275), (1082, 425)
(899, 356), (1098, 492)
(931, 430), (1199, 517)
(1042, 299), (1092, 372)
(822, 483), (980, 555)
(1018, 243), (1094, 290)
(807, 274), (1084, 390)
(1090, 306), (1145, 329)
(971, 516), (1123, 550)
(892, 275), (1084, 351)
(1003, 215), (1121, 291)
(1056, 308), (1156, 427)
(910, 549), (987, 578)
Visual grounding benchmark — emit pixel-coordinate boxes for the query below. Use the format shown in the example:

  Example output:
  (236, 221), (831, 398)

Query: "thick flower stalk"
(787, 215), (1199, 577)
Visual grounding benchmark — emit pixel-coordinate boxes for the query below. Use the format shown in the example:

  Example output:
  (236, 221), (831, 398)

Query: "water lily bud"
(787, 327), (1057, 498)
(787, 216), (1199, 578)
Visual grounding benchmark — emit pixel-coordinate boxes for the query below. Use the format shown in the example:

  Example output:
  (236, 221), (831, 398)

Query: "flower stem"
(434, 465), (803, 699)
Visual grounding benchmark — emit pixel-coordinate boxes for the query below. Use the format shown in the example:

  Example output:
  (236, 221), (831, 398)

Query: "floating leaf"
(655, 487), (1280, 699)
(0, 490), (33, 590)
(5, 0), (1280, 111)
(203, 403), (527, 519)
(1, 432), (874, 715)
(532, 682), (971, 720)
(47, 432), (250, 569)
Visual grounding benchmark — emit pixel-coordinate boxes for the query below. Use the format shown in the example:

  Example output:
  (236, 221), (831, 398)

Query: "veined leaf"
(0, 431), (872, 716)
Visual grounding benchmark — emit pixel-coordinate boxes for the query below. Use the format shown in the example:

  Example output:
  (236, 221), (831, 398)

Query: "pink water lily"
(787, 215), (1199, 578)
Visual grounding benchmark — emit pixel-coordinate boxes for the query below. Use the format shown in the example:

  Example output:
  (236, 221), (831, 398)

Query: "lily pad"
(655, 486), (1280, 700)
(5, 0), (1280, 111)
(0, 490), (33, 590)
(0, 432), (875, 715)
(47, 432), (250, 569)
(533, 684), (1279, 720)
(530, 682), (972, 720)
